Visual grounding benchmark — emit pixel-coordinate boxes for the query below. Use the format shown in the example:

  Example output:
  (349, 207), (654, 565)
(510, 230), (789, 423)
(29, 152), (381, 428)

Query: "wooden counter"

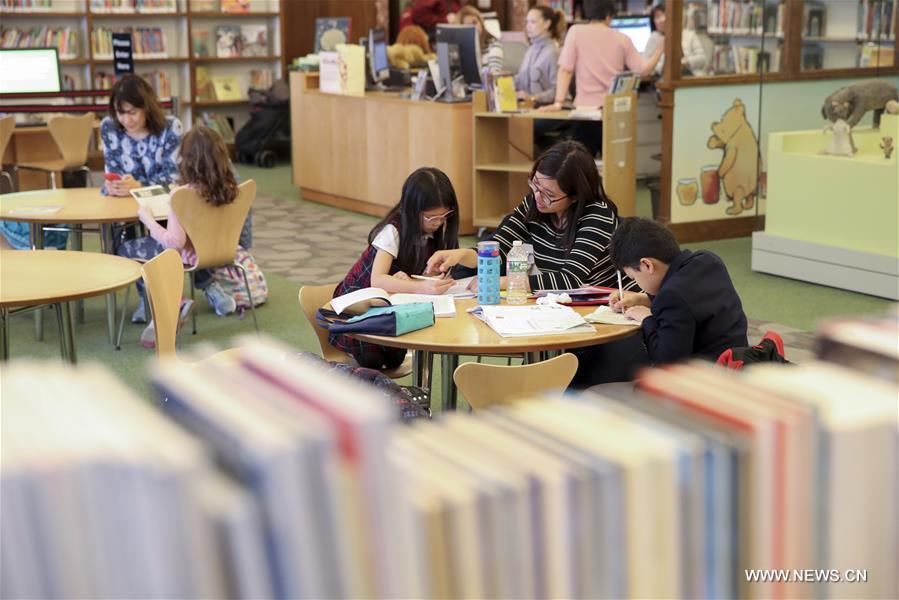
(290, 71), (474, 233)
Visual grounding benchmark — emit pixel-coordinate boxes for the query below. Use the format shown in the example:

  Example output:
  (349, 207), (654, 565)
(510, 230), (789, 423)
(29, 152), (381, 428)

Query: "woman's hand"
(419, 277), (455, 295)
(608, 290), (651, 312)
(425, 249), (468, 276)
(108, 175), (141, 197)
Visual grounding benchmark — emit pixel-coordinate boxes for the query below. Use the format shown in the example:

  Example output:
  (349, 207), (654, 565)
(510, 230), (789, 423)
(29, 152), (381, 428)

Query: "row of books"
(3, 312), (896, 599)
(0, 26), (79, 59)
(710, 43), (781, 74)
(858, 0), (897, 41)
(193, 0), (253, 13)
(91, 26), (167, 58)
(704, 0), (770, 35)
(0, 0), (53, 11)
(93, 69), (171, 97)
(90, 0), (177, 12)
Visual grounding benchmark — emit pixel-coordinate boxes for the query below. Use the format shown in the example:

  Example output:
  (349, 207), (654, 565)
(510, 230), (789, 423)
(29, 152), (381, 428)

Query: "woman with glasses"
(331, 167), (461, 370)
(427, 140), (636, 295)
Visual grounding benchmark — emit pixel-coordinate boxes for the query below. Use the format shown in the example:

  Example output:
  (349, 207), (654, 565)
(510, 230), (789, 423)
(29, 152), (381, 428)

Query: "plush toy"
(707, 99), (760, 216)
(387, 43), (435, 70)
(881, 137), (894, 159)
(821, 79), (899, 128)
(886, 100), (899, 115)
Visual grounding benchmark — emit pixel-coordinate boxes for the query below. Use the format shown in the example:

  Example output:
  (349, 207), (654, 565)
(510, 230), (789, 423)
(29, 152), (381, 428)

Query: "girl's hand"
(420, 277), (455, 295)
(136, 205), (153, 224)
(538, 102), (563, 113)
(425, 249), (464, 276)
(393, 271), (411, 281)
(609, 290), (650, 313)
(625, 305), (651, 323)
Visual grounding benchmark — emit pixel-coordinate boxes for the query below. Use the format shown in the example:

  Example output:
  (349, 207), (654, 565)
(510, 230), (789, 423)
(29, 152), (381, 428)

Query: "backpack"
(211, 246), (268, 310)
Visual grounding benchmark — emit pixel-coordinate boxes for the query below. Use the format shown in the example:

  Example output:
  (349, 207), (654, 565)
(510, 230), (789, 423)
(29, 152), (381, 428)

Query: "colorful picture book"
(195, 65), (214, 100)
(192, 30), (210, 57)
(240, 24), (267, 56)
(314, 17), (351, 53)
(211, 75), (242, 100)
(215, 24), (242, 57)
(220, 0), (248, 13)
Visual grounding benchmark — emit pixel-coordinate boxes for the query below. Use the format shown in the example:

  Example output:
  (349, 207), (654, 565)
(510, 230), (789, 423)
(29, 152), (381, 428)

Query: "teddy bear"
(707, 99), (759, 216)
(881, 136), (894, 159)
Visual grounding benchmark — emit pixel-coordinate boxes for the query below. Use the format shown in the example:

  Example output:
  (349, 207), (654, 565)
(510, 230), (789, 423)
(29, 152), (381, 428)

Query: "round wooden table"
(352, 297), (639, 410)
(0, 187), (145, 344)
(0, 250), (142, 363)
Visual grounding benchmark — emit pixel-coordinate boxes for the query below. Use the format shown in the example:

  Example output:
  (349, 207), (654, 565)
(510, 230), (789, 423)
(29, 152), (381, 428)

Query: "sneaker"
(140, 322), (155, 349)
(131, 297), (147, 323)
(204, 282), (237, 316)
(177, 299), (194, 333)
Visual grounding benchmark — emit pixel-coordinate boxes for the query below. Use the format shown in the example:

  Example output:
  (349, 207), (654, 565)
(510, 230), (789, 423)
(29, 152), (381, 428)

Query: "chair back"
(141, 249), (184, 359)
(298, 283), (352, 363)
(47, 112), (95, 168)
(453, 353), (579, 410)
(171, 179), (256, 270)
(0, 115), (15, 160)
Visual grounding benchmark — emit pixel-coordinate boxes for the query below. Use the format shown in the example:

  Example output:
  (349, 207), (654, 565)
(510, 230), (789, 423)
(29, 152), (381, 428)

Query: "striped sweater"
(491, 195), (638, 291)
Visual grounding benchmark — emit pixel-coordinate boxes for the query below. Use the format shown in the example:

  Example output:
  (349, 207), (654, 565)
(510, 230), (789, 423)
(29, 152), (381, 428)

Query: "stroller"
(235, 79), (290, 168)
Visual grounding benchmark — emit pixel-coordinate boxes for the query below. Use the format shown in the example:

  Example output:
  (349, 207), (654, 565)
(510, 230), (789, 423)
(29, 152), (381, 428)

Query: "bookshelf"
(0, 0), (285, 130)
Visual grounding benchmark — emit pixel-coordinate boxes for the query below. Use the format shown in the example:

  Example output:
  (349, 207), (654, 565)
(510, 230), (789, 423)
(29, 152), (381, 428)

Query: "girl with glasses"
(427, 140), (637, 296)
(331, 167), (460, 370)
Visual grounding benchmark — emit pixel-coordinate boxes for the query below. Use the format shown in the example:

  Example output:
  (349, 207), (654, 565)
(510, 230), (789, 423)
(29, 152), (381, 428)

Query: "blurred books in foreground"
(1, 314), (897, 599)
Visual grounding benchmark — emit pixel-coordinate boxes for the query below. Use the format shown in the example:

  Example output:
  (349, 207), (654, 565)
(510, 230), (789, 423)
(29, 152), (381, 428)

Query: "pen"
(616, 270), (624, 310)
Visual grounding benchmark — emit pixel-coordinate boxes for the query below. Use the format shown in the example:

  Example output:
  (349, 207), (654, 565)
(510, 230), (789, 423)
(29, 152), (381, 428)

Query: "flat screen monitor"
(611, 16), (652, 53)
(435, 24), (481, 102)
(0, 48), (61, 94)
(368, 27), (389, 83)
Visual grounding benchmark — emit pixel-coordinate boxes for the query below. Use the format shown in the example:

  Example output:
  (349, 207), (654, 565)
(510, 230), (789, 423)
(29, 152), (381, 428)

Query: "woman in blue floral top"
(101, 74), (182, 196)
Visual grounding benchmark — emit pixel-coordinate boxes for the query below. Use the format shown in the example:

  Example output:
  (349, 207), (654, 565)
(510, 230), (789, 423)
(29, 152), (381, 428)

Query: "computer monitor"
(0, 48), (61, 94)
(368, 27), (390, 83)
(611, 16), (653, 53)
(435, 24), (481, 103)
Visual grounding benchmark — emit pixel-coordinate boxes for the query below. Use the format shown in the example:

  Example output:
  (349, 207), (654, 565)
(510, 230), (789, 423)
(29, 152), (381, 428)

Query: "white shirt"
(371, 224), (400, 258)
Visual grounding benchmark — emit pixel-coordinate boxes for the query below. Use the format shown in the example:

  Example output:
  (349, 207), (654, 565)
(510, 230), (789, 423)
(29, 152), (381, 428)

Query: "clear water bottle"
(506, 240), (529, 305)
(477, 241), (501, 305)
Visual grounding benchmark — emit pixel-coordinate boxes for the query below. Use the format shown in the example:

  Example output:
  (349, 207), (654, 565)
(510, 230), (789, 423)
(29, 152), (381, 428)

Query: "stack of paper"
(331, 287), (457, 317)
(585, 305), (642, 326)
(475, 304), (595, 337)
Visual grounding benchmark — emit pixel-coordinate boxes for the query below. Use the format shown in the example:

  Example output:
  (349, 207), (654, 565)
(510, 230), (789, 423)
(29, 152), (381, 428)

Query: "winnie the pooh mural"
(706, 99), (760, 216)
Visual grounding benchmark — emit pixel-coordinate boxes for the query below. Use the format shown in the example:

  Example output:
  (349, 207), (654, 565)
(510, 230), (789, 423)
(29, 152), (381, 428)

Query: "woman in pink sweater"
(118, 126), (240, 347)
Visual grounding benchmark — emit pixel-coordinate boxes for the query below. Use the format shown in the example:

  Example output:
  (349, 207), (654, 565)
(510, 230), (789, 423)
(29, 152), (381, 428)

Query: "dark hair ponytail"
(530, 5), (567, 42)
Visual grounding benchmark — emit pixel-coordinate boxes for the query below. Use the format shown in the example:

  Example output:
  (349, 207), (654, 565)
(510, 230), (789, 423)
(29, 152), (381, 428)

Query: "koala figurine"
(821, 79), (899, 128)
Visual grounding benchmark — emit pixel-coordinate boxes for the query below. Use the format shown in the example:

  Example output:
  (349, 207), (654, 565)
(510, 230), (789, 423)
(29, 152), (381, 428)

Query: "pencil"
(616, 270), (624, 310)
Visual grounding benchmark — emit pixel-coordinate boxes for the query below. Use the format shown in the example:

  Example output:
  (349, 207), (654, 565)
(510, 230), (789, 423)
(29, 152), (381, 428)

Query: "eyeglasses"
(528, 177), (568, 206)
(422, 210), (454, 224)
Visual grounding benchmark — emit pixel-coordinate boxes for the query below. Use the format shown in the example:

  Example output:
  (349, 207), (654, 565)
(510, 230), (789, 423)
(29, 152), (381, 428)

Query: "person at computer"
(458, 5), (504, 75)
(515, 5), (566, 106)
(538, 0), (663, 157)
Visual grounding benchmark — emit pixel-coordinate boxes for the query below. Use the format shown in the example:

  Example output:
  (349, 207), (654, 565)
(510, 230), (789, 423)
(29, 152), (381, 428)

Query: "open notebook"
(331, 287), (457, 317)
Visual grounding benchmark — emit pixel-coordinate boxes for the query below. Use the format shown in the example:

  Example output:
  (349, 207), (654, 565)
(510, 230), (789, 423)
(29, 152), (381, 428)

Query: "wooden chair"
(453, 353), (579, 410)
(171, 179), (259, 334)
(0, 115), (16, 192)
(298, 283), (413, 379)
(141, 248), (242, 364)
(15, 113), (95, 189)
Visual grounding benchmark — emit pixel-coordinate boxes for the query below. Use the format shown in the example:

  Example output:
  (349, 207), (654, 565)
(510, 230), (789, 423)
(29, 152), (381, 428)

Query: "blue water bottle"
(477, 241), (501, 305)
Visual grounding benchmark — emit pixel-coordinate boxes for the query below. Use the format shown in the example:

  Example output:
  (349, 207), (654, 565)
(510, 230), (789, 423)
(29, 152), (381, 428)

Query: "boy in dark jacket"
(608, 217), (748, 364)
